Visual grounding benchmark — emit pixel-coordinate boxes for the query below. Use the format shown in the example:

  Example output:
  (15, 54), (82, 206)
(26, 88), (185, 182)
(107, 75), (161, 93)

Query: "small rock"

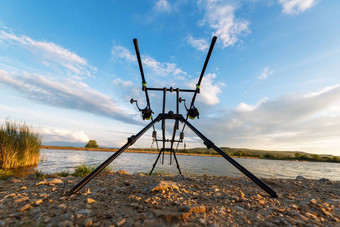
(47, 178), (64, 185)
(296, 176), (305, 180)
(199, 218), (206, 225)
(117, 218), (126, 226)
(150, 181), (179, 192)
(305, 212), (318, 220)
(18, 203), (31, 212)
(309, 198), (318, 205)
(235, 206), (246, 212)
(84, 218), (92, 227)
(77, 209), (91, 215)
(58, 220), (73, 227)
(318, 178), (330, 183)
(19, 186), (27, 190)
(64, 213), (74, 220)
(87, 198), (96, 204)
(58, 204), (67, 209)
(117, 170), (130, 175)
(84, 188), (91, 195)
(14, 196), (29, 203)
(35, 199), (43, 205)
(43, 216), (51, 223)
(36, 178), (63, 186)
(291, 204), (299, 209)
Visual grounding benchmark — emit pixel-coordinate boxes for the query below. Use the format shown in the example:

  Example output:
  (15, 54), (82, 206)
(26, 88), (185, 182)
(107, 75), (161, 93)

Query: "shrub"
(35, 170), (46, 179)
(0, 120), (41, 169)
(85, 140), (99, 148)
(72, 164), (95, 177)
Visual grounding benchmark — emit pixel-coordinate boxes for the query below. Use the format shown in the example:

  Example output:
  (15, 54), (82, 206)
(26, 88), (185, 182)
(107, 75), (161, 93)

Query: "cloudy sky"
(0, 0), (339, 155)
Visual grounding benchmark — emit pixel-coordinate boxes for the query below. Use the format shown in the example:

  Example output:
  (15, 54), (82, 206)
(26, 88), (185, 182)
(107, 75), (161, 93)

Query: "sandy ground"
(0, 171), (339, 226)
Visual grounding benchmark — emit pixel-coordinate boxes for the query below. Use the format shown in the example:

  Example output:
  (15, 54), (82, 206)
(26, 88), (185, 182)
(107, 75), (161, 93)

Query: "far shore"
(40, 145), (259, 159)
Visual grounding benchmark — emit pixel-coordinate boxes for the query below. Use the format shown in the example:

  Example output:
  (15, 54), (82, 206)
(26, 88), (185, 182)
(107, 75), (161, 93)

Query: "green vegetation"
(35, 170), (46, 179)
(85, 140), (99, 148)
(72, 164), (95, 177)
(0, 169), (13, 180)
(56, 171), (70, 177)
(0, 120), (41, 169)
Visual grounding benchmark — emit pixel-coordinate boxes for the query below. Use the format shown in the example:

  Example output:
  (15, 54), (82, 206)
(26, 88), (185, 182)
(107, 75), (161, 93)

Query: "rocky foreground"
(0, 171), (339, 226)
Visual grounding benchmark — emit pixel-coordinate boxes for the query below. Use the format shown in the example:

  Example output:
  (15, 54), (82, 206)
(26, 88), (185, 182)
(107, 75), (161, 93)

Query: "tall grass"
(0, 120), (41, 169)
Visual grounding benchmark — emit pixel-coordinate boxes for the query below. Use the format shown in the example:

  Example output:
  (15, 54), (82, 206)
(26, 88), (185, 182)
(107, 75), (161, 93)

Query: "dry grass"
(0, 120), (41, 169)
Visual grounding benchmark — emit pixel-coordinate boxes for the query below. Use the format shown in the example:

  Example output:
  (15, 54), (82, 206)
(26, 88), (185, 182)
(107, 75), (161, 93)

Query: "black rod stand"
(181, 116), (278, 198)
(69, 115), (161, 194)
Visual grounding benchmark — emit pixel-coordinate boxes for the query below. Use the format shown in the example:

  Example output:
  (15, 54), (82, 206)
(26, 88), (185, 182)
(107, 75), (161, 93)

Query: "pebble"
(0, 174), (339, 226)
(87, 198), (96, 204)
(296, 176), (305, 180)
(84, 218), (92, 227)
(18, 204), (31, 212)
(35, 199), (43, 205)
(77, 209), (91, 215)
(117, 218), (126, 226)
(319, 178), (331, 183)
(14, 196), (29, 203)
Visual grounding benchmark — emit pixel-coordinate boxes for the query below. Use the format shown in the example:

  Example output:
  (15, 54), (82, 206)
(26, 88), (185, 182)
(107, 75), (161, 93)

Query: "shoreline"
(0, 172), (339, 226)
(40, 145), (260, 159)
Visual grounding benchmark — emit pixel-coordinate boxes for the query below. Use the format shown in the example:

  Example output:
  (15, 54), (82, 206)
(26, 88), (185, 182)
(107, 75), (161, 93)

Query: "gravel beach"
(0, 171), (339, 226)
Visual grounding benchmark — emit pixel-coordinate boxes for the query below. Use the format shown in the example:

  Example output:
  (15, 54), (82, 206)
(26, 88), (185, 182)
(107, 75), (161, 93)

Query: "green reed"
(0, 120), (41, 169)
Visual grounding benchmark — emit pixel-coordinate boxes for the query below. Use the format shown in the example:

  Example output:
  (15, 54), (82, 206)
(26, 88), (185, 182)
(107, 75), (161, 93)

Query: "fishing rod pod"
(69, 36), (279, 198)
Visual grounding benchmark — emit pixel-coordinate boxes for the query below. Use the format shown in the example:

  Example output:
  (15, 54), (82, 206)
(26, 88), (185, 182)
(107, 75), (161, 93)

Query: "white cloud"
(111, 45), (136, 62)
(113, 78), (133, 87)
(189, 73), (224, 106)
(0, 30), (95, 76)
(154, 0), (172, 13)
(112, 44), (186, 77)
(201, 85), (340, 154)
(258, 66), (274, 80)
(42, 128), (89, 143)
(0, 69), (137, 124)
(198, 0), (250, 48)
(279, 0), (316, 15)
(187, 34), (210, 51)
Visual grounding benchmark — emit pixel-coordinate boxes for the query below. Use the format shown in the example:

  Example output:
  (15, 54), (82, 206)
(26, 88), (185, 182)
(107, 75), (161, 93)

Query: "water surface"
(37, 149), (340, 181)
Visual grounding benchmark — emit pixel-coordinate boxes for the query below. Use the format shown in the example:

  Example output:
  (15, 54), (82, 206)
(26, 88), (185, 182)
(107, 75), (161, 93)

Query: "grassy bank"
(0, 120), (41, 169)
(41, 145), (340, 163)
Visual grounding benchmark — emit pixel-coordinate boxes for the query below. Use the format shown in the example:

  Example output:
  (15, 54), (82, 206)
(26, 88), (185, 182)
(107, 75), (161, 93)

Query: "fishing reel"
(179, 97), (199, 119)
(130, 98), (153, 120)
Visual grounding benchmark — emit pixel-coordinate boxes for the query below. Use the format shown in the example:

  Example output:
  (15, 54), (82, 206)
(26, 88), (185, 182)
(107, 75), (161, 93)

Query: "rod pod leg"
(149, 148), (164, 175)
(69, 115), (161, 194)
(182, 117), (278, 198)
(172, 150), (182, 175)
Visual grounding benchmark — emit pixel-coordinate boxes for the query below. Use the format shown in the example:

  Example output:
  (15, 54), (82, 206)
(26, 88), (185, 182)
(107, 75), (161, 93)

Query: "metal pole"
(189, 36), (217, 108)
(182, 117), (278, 198)
(69, 115), (161, 194)
(133, 38), (151, 109)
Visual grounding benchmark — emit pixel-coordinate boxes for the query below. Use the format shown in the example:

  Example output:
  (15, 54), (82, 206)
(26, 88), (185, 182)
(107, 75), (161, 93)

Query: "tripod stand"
(69, 37), (278, 198)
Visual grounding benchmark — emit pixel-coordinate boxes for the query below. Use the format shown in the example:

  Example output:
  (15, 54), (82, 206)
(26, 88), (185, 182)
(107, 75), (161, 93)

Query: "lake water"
(36, 149), (340, 181)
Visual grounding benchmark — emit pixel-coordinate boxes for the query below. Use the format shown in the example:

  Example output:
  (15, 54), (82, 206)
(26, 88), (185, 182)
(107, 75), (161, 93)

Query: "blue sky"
(0, 0), (339, 155)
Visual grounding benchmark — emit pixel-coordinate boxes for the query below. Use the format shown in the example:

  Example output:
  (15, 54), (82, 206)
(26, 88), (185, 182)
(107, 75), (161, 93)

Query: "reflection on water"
(36, 149), (340, 181)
